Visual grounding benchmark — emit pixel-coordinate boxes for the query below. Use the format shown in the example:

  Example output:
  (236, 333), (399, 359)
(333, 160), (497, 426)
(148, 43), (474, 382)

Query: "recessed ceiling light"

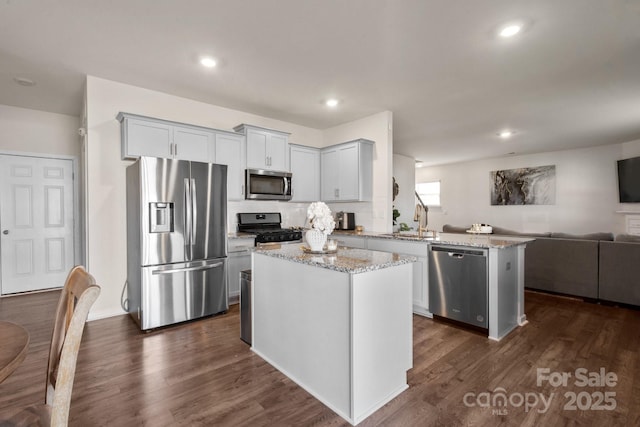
(325, 99), (339, 108)
(200, 57), (217, 68)
(415, 161), (424, 168)
(13, 77), (36, 87)
(499, 24), (522, 38)
(498, 130), (515, 139)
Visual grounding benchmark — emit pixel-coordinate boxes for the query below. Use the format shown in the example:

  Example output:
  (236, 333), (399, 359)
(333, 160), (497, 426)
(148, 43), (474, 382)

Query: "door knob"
(2, 230), (8, 235)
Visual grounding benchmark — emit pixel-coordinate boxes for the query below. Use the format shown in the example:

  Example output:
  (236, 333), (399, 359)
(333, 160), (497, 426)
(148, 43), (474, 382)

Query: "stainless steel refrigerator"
(126, 156), (228, 330)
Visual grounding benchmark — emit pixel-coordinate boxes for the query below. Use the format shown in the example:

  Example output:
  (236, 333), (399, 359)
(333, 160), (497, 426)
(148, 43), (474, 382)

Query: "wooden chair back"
(45, 265), (100, 426)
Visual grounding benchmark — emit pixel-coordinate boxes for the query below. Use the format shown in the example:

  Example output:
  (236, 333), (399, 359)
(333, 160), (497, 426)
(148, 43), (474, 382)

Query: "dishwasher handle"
(430, 245), (486, 257)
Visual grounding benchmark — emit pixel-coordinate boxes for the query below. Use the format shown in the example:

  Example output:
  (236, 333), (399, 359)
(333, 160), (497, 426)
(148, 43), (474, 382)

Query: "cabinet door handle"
(175, 143), (178, 157)
(241, 184), (244, 196)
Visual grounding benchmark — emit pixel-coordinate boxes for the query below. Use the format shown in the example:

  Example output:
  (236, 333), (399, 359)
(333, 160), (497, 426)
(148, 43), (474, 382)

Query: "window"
(416, 181), (441, 207)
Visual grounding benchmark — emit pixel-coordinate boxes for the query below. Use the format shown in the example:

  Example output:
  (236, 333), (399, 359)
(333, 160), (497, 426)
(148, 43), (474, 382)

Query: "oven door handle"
(256, 240), (302, 248)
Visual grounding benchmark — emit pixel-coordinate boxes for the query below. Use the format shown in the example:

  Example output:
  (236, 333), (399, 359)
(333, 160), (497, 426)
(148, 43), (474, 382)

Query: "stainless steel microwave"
(245, 169), (292, 201)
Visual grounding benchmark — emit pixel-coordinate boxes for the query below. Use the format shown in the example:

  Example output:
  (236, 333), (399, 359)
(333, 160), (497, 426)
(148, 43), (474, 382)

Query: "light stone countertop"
(231, 229), (534, 249)
(331, 230), (534, 249)
(253, 244), (416, 274)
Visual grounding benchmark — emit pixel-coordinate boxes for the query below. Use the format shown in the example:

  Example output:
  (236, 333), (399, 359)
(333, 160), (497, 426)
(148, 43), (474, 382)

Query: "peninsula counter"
(332, 231), (534, 340)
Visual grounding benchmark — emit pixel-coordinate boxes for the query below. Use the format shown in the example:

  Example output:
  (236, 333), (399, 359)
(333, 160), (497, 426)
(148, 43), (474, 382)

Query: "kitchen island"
(251, 245), (415, 425)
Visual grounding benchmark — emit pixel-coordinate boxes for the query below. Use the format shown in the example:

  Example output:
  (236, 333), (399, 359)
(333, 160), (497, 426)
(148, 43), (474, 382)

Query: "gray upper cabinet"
(213, 133), (245, 201)
(320, 139), (374, 202)
(290, 144), (320, 202)
(117, 112), (246, 200)
(118, 113), (212, 162)
(119, 115), (172, 159)
(172, 126), (212, 162)
(234, 124), (290, 172)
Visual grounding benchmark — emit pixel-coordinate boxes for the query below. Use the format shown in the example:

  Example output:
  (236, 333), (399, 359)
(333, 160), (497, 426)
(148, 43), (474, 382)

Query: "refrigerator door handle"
(191, 178), (197, 246)
(151, 262), (223, 275)
(184, 178), (192, 246)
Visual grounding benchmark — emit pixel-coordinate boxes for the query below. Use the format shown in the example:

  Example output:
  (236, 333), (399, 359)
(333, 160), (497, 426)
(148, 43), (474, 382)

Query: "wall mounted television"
(617, 156), (640, 203)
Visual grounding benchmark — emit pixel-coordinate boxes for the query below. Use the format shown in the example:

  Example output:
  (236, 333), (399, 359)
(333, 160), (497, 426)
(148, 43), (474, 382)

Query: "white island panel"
(252, 255), (351, 417)
(488, 246), (520, 340)
(252, 247), (414, 425)
(351, 265), (412, 421)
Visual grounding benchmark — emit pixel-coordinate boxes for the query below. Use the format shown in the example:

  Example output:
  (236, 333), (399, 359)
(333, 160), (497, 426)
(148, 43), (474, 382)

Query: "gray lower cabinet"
(227, 238), (254, 303)
(345, 236), (430, 317)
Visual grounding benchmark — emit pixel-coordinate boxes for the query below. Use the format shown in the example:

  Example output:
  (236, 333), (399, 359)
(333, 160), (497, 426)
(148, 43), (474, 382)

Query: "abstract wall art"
(490, 165), (556, 205)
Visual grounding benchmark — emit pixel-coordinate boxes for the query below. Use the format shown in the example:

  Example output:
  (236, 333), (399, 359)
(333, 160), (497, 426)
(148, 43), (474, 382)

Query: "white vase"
(305, 229), (327, 252)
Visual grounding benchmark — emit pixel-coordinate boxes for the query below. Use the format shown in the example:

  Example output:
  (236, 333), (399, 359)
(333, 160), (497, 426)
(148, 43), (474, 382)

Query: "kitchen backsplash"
(227, 200), (375, 232)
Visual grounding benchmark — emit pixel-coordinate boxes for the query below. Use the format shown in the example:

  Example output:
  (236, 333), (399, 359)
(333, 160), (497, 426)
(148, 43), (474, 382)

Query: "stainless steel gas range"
(236, 212), (302, 345)
(237, 212), (303, 246)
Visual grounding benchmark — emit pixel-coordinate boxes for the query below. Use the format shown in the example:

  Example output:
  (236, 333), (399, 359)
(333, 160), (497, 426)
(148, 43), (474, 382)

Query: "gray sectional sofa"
(599, 235), (640, 306)
(442, 224), (640, 306)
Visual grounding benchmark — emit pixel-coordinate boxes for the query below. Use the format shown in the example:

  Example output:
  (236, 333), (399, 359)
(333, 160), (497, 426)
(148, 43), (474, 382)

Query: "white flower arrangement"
(307, 201), (336, 235)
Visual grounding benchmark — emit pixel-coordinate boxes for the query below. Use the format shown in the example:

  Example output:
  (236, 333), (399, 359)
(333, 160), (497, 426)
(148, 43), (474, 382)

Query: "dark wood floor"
(1, 290), (639, 426)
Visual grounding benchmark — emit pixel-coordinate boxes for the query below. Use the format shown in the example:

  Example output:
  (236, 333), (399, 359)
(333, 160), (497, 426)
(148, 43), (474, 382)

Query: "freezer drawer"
(428, 245), (488, 328)
(140, 258), (228, 330)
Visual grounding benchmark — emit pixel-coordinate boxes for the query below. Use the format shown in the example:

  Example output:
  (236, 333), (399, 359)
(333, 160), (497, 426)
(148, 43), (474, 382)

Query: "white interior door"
(0, 155), (75, 295)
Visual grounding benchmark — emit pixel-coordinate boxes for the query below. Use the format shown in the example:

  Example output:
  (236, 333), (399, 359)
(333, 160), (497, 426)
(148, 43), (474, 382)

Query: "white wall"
(84, 76), (391, 319)
(392, 154), (416, 229)
(416, 140), (640, 235)
(85, 76), (327, 318)
(621, 139), (640, 159)
(0, 104), (83, 265)
(0, 104), (80, 157)
(323, 111), (393, 233)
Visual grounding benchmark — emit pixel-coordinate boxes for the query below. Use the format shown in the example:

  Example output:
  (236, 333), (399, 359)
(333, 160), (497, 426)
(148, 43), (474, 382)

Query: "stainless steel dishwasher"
(428, 244), (488, 329)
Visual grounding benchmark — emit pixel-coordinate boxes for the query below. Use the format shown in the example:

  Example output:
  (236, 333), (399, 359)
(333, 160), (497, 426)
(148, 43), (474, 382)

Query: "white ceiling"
(1, 0), (639, 166)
